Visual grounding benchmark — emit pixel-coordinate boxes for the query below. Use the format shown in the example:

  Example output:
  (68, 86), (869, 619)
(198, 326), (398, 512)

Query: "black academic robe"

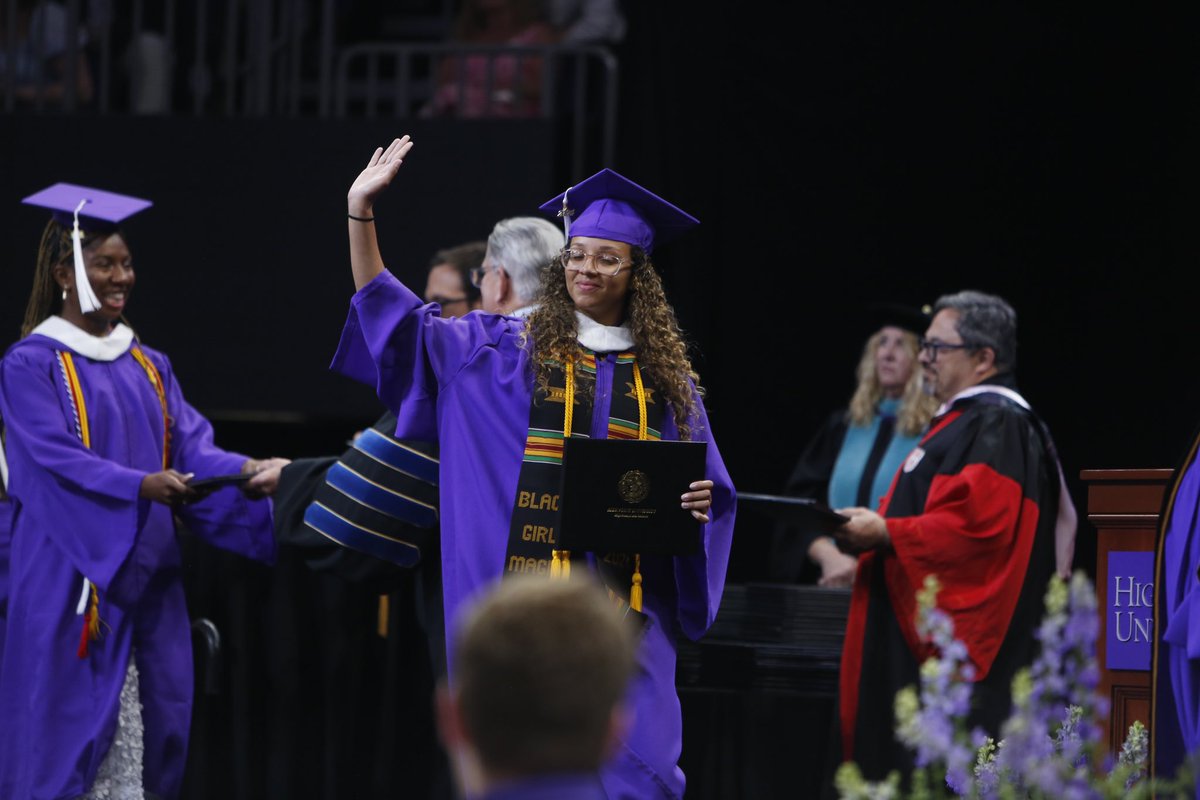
(836, 377), (1060, 783)
(180, 412), (453, 800)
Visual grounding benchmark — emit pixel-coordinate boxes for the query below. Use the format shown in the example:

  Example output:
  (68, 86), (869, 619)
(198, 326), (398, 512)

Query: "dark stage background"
(3, 4), (1200, 798)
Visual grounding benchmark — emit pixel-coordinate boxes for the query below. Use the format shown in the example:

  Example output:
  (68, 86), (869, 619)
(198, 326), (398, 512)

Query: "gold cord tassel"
(632, 363), (647, 440)
(549, 358), (575, 582)
(630, 363), (648, 610)
(377, 595), (390, 638)
(86, 583), (101, 640)
(630, 554), (643, 612)
(77, 582), (102, 659)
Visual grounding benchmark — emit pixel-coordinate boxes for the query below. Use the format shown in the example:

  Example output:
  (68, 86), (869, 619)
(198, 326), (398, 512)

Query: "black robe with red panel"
(836, 376), (1060, 782)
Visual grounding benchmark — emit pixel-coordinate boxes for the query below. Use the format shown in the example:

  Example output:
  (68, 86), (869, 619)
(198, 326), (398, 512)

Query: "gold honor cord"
(129, 347), (170, 469)
(551, 358), (576, 580)
(629, 362), (647, 611)
(57, 348), (172, 657)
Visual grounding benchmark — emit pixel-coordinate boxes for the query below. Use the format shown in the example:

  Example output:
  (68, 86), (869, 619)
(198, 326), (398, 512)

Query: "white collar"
(936, 383), (1031, 417)
(30, 316), (135, 362)
(509, 303), (539, 319)
(574, 311), (635, 353)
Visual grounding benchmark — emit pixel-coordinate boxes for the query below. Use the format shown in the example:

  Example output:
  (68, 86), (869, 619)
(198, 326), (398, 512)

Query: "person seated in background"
(545, 0), (626, 46)
(425, 240), (487, 317)
(0, 0), (95, 109)
(436, 573), (637, 800)
(423, 0), (556, 118)
(769, 303), (938, 588)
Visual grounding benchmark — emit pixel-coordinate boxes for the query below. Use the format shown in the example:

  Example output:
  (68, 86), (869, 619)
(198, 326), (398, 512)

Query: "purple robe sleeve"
(330, 270), (517, 440)
(670, 388), (737, 641)
(0, 347), (145, 595)
(150, 351), (276, 563)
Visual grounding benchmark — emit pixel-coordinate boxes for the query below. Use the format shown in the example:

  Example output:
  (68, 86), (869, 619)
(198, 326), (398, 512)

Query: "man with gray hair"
(470, 216), (564, 317)
(830, 289), (1077, 785)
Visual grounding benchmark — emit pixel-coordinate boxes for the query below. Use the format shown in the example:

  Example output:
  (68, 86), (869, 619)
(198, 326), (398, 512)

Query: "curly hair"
(523, 250), (702, 440)
(847, 328), (939, 437)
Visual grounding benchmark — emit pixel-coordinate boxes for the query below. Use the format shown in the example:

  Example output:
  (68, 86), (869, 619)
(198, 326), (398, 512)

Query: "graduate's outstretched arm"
(347, 136), (415, 291)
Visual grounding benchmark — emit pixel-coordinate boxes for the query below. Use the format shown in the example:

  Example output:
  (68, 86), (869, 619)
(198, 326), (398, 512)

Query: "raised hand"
(348, 136), (414, 216)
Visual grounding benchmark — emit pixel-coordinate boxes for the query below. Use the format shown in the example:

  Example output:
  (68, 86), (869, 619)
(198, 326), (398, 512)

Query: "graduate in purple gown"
(332, 137), (737, 800)
(0, 184), (283, 800)
(1154, 421), (1200, 792)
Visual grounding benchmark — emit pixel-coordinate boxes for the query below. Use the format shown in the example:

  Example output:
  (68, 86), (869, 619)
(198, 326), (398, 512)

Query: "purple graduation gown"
(332, 271), (737, 800)
(0, 328), (276, 800)
(1158, 430), (1200, 794)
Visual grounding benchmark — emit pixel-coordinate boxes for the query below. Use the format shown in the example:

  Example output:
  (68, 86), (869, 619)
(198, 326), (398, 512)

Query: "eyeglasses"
(427, 294), (468, 306)
(559, 248), (628, 276)
(469, 265), (499, 288)
(918, 338), (974, 359)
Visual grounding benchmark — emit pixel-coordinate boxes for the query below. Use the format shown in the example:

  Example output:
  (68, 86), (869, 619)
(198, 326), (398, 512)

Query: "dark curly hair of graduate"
(523, 249), (703, 440)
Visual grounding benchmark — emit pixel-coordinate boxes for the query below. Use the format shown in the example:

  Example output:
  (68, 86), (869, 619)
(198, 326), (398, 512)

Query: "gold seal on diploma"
(617, 469), (650, 503)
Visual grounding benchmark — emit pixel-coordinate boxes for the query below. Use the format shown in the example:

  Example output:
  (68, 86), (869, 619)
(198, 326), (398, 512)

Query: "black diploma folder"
(187, 472), (250, 496)
(558, 438), (708, 556)
(188, 473), (252, 491)
(736, 492), (850, 532)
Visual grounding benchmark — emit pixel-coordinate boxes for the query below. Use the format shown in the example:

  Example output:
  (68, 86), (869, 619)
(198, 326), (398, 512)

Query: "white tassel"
(72, 199), (102, 314)
(76, 577), (92, 615)
(558, 185), (574, 240)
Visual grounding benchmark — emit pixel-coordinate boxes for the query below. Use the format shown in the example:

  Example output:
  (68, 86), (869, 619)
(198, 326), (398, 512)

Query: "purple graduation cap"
(538, 168), (699, 253)
(21, 183), (152, 314)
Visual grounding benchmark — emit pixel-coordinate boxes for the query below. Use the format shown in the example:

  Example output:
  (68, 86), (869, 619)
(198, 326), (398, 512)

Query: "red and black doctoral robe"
(837, 377), (1061, 781)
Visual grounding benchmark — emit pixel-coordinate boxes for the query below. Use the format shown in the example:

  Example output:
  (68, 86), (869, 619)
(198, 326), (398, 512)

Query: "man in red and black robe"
(831, 290), (1076, 783)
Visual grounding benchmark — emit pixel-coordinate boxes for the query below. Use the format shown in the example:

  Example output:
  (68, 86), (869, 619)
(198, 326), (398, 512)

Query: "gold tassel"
(377, 595), (390, 638)
(86, 583), (101, 640)
(563, 359), (575, 437)
(631, 363), (647, 609)
(549, 359), (575, 583)
(630, 554), (643, 612)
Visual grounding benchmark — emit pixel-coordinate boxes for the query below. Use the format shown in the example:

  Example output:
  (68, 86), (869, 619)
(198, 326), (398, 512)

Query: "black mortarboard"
(538, 168), (699, 253)
(864, 302), (933, 337)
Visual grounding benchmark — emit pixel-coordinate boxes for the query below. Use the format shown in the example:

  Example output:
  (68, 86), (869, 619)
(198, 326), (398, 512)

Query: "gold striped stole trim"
(129, 347), (170, 469)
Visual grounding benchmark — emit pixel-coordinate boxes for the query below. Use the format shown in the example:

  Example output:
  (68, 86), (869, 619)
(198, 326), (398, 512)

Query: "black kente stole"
(504, 349), (664, 619)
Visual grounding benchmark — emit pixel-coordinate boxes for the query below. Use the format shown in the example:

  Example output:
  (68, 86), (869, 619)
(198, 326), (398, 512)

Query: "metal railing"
(334, 42), (618, 173)
(4, 0), (332, 116)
